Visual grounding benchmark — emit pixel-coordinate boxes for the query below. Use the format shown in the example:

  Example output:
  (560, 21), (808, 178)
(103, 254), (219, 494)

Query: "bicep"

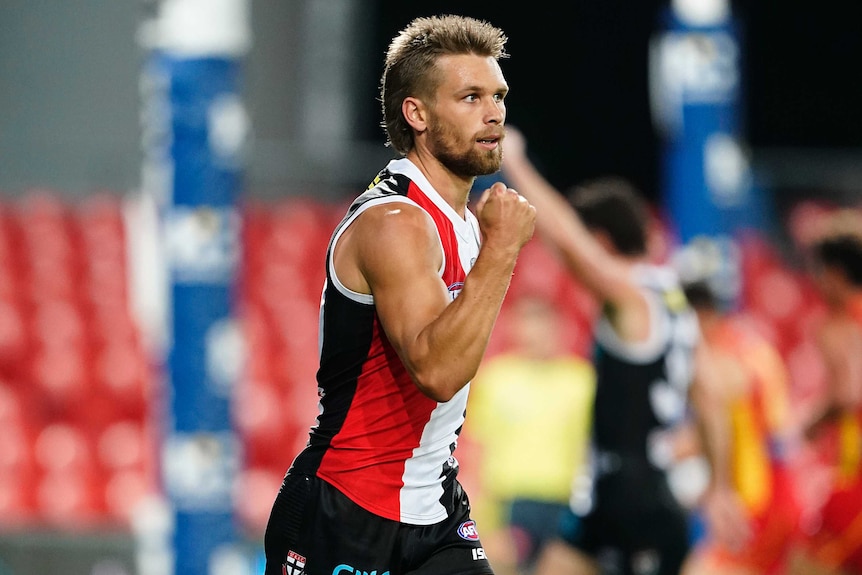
(357, 205), (450, 362)
(690, 343), (736, 411)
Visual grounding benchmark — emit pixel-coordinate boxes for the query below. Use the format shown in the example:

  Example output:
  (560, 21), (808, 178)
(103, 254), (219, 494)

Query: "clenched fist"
(474, 180), (535, 255)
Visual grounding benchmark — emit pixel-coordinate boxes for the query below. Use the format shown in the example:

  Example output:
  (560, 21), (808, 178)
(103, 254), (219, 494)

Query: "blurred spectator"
(464, 292), (595, 575)
(674, 237), (804, 575)
(788, 210), (862, 575)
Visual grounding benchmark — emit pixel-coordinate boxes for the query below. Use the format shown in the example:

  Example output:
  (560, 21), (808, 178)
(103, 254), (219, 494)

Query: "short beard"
(428, 122), (502, 178)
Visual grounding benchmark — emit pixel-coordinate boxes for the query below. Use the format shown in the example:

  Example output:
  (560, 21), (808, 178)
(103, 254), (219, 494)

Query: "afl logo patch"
(457, 520), (479, 541)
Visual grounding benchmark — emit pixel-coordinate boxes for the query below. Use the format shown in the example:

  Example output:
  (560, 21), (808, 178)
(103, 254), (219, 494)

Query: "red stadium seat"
(35, 467), (104, 527)
(33, 421), (94, 474)
(0, 472), (37, 525)
(32, 421), (105, 526)
(103, 467), (155, 524)
(0, 298), (27, 376)
(96, 419), (148, 473)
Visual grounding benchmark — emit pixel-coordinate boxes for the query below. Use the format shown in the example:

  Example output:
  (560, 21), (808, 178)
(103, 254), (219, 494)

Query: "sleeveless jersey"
(709, 316), (793, 513)
(590, 264), (699, 466)
(696, 315), (802, 574)
(288, 157), (482, 525)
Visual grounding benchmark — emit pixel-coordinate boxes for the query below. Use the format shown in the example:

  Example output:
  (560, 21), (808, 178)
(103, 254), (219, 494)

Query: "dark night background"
(357, 1), (862, 205)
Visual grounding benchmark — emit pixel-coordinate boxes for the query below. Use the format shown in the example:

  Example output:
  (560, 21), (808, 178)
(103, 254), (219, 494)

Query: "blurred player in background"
(502, 126), (700, 575)
(788, 210), (862, 575)
(465, 291), (596, 575)
(674, 238), (803, 575)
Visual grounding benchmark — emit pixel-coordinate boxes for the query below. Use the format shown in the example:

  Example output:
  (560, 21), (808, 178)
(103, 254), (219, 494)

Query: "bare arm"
(806, 318), (860, 437)
(501, 126), (650, 342)
(689, 339), (752, 550)
(335, 181), (535, 402)
(690, 341), (736, 489)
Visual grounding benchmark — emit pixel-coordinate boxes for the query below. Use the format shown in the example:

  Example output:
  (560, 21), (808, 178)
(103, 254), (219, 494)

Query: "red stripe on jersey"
(320, 316), (439, 519)
(406, 182), (466, 290)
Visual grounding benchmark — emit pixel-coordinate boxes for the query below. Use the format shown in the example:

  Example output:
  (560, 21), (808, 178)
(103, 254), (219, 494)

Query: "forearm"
(409, 244), (519, 401)
(502, 141), (636, 308)
(697, 408), (734, 490)
(690, 378), (735, 490)
(503, 154), (592, 256)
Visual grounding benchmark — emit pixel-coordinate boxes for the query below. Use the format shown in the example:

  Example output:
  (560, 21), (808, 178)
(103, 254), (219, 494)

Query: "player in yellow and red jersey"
(790, 211), (862, 575)
(676, 238), (804, 575)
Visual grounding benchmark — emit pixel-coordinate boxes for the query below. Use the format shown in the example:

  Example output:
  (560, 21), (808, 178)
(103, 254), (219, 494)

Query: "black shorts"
(263, 472), (494, 575)
(558, 460), (690, 575)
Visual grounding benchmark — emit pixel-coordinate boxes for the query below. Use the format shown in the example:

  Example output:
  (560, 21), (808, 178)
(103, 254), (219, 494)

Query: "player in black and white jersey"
(502, 127), (702, 575)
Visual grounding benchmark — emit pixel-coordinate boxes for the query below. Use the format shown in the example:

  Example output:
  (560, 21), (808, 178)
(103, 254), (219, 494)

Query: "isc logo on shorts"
(457, 520), (479, 541)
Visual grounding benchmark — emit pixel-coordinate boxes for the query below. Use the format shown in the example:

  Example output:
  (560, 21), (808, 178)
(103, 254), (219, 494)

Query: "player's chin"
(477, 151), (502, 174)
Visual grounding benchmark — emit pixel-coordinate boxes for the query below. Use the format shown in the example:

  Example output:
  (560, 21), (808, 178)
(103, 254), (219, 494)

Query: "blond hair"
(379, 14), (508, 155)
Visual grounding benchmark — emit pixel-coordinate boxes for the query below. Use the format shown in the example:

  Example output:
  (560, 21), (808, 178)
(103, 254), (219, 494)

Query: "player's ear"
(402, 97), (427, 133)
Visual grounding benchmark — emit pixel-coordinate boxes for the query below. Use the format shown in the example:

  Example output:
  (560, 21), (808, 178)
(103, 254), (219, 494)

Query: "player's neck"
(406, 150), (473, 217)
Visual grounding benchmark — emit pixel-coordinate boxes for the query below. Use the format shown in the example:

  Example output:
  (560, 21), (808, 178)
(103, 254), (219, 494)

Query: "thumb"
(474, 181), (504, 213)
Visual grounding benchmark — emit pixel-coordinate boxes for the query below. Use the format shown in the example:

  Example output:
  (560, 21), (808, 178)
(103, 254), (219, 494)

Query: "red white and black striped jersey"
(288, 158), (482, 525)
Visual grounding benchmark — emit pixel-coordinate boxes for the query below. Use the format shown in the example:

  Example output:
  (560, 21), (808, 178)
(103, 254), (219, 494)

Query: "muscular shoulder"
(334, 200), (442, 293)
(350, 200), (439, 257)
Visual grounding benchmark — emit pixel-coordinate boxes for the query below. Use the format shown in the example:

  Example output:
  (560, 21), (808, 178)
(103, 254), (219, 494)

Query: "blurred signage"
(139, 0), (250, 570)
(650, 2), (760, 243)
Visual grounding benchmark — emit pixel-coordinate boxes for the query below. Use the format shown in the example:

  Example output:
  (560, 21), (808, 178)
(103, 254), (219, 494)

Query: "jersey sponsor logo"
(283, 550), (306, 575)
(457, 520), (480, 541)
(472, 547), (487, 560)
(332, 565), (390, 575)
